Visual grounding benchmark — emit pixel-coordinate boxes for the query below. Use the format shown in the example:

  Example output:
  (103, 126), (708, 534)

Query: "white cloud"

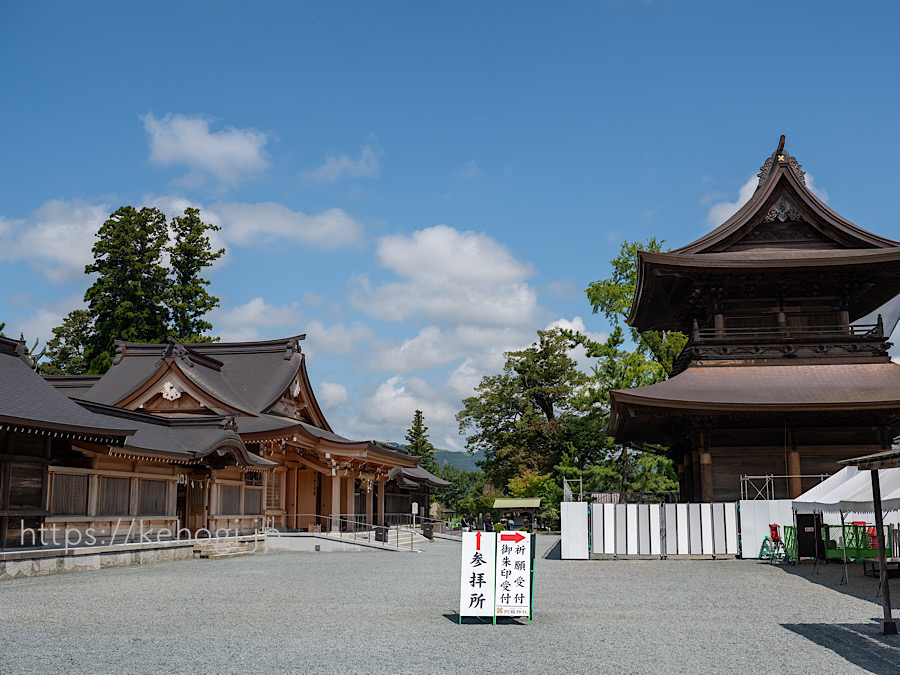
(0, 200), (109, 283)
(456, 160), (483, 179)
(211, 297), (303, 342)
(805, 174), (829, 202)
(213, 202), (364, 249)
(6, 293), (86, 347)
(706, 173), (830, 229)
(355, 375), (457, 429)
(351, 225), (537, 327)
(317, 381), (349, 409)
(544, 316), (609, 373)
(706, 176), (757, 227)
(368, 325), (531, 374)
(141, 113), (269, 184)
(301, 140), (382, 183)
(302, 320), (375, 357)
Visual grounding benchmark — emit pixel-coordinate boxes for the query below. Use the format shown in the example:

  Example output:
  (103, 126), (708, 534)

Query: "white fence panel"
(638, 504), (651, 555)
(614, 505), (627, 555)
(664, 504), (678, 556)
(649, 505), (661, 555)
(688, 504), (702, 554)
(700, 503), (714, 555)
(626, 504), (638, 554)
(560, 501), (589, 559)
(676, 504), (689, 555)
(603, 504), (615, 554)
(712, 503), (726, 555)
(738, 499), (794, 558)
(590, 503), (603, 555)
(724, 502), (739, 555)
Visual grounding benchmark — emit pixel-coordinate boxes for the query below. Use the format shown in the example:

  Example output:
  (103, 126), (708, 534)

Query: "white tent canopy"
(793, 466), (900, 514)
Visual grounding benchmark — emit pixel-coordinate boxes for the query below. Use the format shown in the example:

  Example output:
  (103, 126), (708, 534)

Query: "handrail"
(693, 323), (881, 341)
(263, 513), (430, 551)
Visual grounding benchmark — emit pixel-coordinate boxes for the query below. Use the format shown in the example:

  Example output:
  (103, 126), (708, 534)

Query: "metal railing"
(261, 514), (443, 551)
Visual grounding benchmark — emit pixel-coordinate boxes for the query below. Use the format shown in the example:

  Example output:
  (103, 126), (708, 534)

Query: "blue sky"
(3, 2), (900, 450)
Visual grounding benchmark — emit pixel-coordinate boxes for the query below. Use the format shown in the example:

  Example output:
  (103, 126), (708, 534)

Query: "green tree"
(0, 322), (5, 337)
(457, 328), (589, 489)
(84, 206), (170, 372)
(167, 207), (224, 342)
(41, 310), (93, 375)
(585, 238), (687, 374)
(405, 409), (438, 473)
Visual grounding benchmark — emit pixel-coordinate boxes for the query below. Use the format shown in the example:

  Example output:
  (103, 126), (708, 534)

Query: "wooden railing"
(692, 322), (882, 342)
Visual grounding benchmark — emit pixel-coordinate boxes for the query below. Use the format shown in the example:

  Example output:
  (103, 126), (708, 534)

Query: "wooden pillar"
(683, 452), (694, 502)
(330, 474), (341, 532)
(365, 484), (374, 527)
(344, 477), (356, 528)
(377, 480), (385, 527)
(286, 467), (297, 530)
(208, 470), (218, 531)
(788, 451), (802, 498)
(700, 452), (714, 503)
(691, 450), (701, 502)
(676, 460), (686, 502)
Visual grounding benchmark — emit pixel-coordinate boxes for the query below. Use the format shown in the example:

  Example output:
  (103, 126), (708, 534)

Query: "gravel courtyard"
(1, 535), (898, 674)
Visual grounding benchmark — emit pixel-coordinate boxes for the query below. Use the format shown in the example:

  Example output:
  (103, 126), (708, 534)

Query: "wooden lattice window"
(219, 484), (241, 515)
(266, 474), (281, 510)
(138, 479), (168, 516)
(51, 474), (89, 515)
(245, 488), (263, 515)
(787, 312), (838, 330)
(8, 463), (45, 510)
(98, 477), (131, 516)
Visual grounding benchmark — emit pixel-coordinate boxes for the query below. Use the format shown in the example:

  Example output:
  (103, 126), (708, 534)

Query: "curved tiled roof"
(0, 337), (133, 443)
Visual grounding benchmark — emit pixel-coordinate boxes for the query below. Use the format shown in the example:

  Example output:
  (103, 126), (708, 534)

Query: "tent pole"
(870, 469), (898, 635)
(813, 511), (820, 575)
(840, 510), (849, 586)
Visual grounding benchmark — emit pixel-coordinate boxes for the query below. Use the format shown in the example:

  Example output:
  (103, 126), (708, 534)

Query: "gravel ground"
(1, 534), (899, 674)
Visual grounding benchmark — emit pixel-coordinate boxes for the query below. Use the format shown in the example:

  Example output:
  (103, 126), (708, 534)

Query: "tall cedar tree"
(405, 410), (438, 473)
(168, 207), (224, 342)
(84, 206), (170, 373)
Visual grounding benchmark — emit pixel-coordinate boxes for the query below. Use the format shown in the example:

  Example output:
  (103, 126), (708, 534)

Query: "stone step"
(206, 549), (254, 560)
(195, 544), (253, 558)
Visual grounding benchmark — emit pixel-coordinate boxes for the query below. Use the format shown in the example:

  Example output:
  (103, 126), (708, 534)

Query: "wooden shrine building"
(0, 333), (447, 549)
(609, 138), (900, 501)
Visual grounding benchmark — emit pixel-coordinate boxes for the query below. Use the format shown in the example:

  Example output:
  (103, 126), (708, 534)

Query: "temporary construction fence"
(560, 500), (797, 560)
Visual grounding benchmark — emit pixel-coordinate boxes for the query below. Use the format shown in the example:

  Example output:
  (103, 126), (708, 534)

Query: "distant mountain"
(379, 442), (484, 473)
(435, 448), (484, 473)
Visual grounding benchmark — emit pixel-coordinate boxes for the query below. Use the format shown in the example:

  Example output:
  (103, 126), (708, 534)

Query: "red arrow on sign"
(500, 532), (526, 543)
(475, 530), (481, 550)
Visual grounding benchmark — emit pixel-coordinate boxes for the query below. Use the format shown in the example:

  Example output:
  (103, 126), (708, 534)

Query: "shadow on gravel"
(778, 562), (900, 609)
(443, 613), (494, 625)
(542, 539), (561, 560)
(442, 613), (529, 626)
(782, 621), (900, 675)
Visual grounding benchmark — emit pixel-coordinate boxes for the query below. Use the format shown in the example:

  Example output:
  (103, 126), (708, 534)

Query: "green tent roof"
(493, 498), (542, 509)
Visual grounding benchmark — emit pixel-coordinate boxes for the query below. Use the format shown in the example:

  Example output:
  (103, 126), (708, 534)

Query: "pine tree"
(83, 206), (170, 373)
(167, 207), (224, 342)
(405, 410), (438, 473)
(41, 310), (93, 375)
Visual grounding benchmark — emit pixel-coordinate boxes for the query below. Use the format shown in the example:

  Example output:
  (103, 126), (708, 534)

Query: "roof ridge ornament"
(757, 135), (806, 188)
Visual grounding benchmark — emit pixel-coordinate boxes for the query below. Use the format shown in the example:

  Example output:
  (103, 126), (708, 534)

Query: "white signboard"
(459, 531), (496, 617)
(495, 531), (531, 618)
